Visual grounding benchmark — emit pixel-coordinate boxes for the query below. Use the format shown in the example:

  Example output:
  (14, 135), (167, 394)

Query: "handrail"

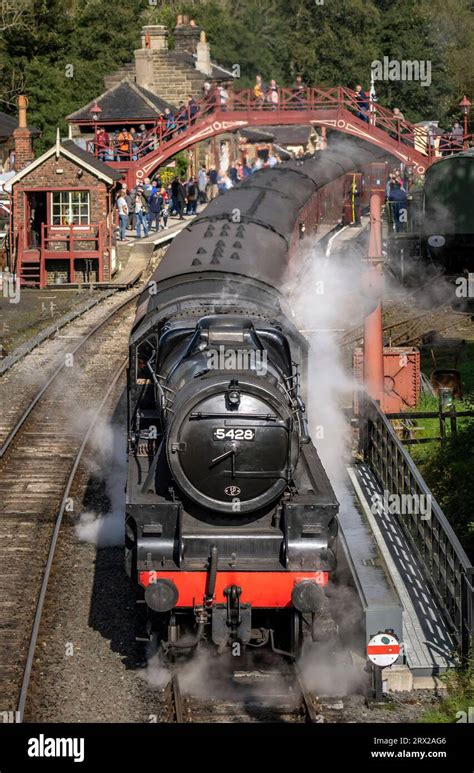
(359, 395), (474, 660)
(85, 86), (473, 167)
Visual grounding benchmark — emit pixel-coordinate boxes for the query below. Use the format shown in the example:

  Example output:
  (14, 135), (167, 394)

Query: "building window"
(51, 191), (90, 225)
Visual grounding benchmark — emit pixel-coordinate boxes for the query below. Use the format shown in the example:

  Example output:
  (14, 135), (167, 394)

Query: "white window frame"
(50, 191), (91, 229)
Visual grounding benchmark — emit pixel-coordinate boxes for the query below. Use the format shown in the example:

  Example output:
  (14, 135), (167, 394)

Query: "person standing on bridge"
(164, 107), (176, 139)
(354, 85), (369, 122)
(450, 121), (464, 149)
(117, 127), (133, 160)
(187, 94), (199, 124)
(292, 75), (306, 110)
(267, 80), (279, 110)
(253, 74), (266, 109)
(218, 84), (229, 111)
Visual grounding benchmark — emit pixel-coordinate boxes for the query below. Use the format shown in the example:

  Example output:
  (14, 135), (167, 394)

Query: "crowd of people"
(115, 152), (282, 240)
(94, 76), (321, 161)
(93, 74), (471, 164)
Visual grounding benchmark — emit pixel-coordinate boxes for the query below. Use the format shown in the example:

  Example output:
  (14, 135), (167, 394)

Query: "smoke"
(137, 644), (171, 690)
(74, 412), (126, 548)
(286, 239), (366, 479)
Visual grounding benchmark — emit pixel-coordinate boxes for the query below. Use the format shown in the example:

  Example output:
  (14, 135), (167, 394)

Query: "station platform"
(343, 463), (455, 677)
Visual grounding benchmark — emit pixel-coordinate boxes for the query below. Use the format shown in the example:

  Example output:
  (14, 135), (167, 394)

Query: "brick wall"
(13, 152), (112, 280)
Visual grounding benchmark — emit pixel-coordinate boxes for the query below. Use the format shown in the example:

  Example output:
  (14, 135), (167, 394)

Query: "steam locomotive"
(126, 141), (385, 656)
(422, 148), (474, 272)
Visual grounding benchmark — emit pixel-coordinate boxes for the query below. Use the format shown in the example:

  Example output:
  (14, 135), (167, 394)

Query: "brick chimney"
(13, 95), (34, 170)
(140, 25), (168, 51)
(196, 30), (212, 76)
(173, 15), (201, 54)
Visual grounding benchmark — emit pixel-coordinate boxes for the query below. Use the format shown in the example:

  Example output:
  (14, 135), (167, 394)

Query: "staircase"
(18, 250), (41, 287)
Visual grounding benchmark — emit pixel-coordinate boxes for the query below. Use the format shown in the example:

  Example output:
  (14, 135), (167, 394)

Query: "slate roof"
(173, 50), (235, 80)
(0, 111), (41, 140)
(67, 81), (177, 123)
(61, 140), (123, 180)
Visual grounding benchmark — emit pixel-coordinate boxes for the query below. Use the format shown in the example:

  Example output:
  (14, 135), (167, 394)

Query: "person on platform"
(116, 191), (129, 241)
(207, 167), (219, 200)
(198, 165), (208, 203)
(134, 186), (149, 238)
(148, 189), (163, 232)
(170, 176), (185, 219)
(160, 188), (170, 229)
(388, 181), (408, 233)
(124, 187), (136, 231)
(186, 177), (198, 215)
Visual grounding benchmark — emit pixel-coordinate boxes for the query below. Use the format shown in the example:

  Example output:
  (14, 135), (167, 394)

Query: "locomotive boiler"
(126, 141), (385, 656)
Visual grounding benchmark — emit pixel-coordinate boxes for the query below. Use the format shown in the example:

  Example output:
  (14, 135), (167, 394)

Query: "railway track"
(338, 303), (471, 350)
(161, 657), (323, 723)
(0, 294), (137, 717)
(0, 287), (141, 455)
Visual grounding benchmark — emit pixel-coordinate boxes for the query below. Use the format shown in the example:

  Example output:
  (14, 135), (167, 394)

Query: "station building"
(8, 99), (122, 287)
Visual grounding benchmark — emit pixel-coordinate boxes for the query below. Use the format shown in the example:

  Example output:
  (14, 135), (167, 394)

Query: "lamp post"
(459, 96), (471, 145)
(90, 102), (102, 155)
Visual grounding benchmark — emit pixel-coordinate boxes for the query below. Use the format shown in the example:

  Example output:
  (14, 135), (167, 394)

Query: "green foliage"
(421, 659), (474, 722)
(1, 0), (473, 149)
(414, 414), (474, 560)
(174, 151), (189, 178)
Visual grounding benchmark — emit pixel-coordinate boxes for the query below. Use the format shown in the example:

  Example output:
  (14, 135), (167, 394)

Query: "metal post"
(363, 193), (384, 406)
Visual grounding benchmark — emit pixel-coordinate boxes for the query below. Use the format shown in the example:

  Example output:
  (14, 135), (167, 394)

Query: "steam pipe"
(205, 545), (218, 603)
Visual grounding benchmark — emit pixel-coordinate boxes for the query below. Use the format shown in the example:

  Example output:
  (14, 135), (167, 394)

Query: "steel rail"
(16, 359), (127, 721)
(0, 289), (140, 459)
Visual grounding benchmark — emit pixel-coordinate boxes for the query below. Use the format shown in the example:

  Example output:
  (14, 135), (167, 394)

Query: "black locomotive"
(126, 142), (384, 656)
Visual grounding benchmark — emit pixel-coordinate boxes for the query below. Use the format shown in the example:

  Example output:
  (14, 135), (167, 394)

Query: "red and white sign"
(367, 633), (400, 667)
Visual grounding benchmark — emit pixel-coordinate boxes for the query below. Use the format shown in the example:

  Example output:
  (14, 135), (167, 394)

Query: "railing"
(41, 222), (105, 257)
(86, 86), (473, 165)
(359, 396), (474, 660)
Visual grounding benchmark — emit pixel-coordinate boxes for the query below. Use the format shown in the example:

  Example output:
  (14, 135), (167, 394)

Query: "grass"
(421, 660), (474, 723)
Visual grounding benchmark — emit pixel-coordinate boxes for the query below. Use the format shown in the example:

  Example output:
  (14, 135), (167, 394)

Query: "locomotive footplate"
(212, 584), (252, 646)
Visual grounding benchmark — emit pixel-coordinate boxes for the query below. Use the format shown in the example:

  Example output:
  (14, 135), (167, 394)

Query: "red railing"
(86, 86), (473, 167)
(40, 222), (106, 285)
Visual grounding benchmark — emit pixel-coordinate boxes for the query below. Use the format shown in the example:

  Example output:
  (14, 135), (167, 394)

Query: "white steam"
(74, 413), (126, 548)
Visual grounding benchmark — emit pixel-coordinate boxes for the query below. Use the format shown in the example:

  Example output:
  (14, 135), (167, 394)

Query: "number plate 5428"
(213, 428), (255, 441)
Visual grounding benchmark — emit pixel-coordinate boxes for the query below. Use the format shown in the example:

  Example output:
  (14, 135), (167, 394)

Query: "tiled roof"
(0, 111), (41, 139)
(67, 81), (177, 123)
(62, 140), (123, 180)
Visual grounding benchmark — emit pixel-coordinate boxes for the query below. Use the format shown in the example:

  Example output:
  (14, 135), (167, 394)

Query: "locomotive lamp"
(226, 379), (241, 408)
(459, 96), (471, 142)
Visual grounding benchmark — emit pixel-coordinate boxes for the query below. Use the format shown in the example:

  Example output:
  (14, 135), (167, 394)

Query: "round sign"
(427, 234), (446, 248)
(367, 633), (400, 667)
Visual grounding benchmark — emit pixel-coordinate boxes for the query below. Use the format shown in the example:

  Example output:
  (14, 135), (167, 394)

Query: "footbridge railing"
(359, 396), (474, 661)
